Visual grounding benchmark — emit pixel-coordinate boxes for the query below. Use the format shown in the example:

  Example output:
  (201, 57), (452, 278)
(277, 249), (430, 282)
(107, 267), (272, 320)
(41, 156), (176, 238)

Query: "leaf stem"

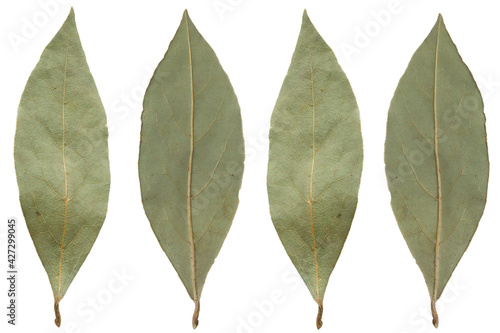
(431, 299), (439, 328)
(54, 300), (61, 327)
(316, 300), (323, 329)
(192, 299), (200, 329)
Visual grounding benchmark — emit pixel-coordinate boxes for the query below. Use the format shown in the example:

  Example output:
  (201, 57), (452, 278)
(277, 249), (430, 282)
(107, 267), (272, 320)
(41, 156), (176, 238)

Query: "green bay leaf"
(384, 14), (488, 327)
(267, 11), (363, 329)
(138, 10), (244, 328)
(14, 8), (110, 326)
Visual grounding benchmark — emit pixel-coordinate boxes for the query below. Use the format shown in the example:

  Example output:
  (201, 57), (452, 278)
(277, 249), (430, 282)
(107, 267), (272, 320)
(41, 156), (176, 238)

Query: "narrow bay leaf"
(138, 10), (244, 328)
(14, 8), (110, 326)
(266, 11), (363, 329)
(384, 15), (488, 327)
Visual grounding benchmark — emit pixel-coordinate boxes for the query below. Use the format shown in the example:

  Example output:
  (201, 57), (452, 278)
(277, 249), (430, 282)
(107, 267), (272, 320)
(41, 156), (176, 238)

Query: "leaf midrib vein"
(306, 32), (320, 301)
(432, 20), (443, 305)
(57, 26), (71, 301)
(185, 15), (199, 306)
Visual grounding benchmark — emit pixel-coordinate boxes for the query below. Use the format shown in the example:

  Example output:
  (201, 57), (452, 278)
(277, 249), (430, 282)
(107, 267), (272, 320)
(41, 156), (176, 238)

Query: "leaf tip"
(64, 6), (76, 26)
(302, 9), (310, 22)
(182, 9), (195, 28)
(316, 301), (323, 329)
(301, 9), (314, 31)
(54, 301), (61, 327)
(437, 13), (444, 25)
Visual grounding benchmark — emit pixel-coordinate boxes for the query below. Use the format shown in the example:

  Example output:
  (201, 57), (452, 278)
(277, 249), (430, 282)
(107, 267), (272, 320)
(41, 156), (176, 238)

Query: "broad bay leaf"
(14, 8), (110, 326)
(384, 14), (488, 327)
(267, 11), (363, 329)
(138, 10), (244, 328)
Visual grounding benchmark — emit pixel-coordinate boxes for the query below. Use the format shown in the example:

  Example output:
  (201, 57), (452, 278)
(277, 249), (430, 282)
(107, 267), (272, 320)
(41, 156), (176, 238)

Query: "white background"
(1, 0), (499, 332)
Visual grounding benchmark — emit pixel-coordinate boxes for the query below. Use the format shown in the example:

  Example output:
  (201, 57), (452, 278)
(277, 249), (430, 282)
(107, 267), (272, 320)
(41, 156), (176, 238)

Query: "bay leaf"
(267, 11), (363, 329)
(14, 8), (110, 327)
(384, 14), (488, 327)
(138, 10), (244, 328)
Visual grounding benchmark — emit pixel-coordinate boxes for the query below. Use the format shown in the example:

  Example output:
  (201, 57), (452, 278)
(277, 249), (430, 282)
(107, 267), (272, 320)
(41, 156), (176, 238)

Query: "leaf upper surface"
(267, 11), (363, 328)
(384, 15), (488, 326)
(14, 8), (110, 326)
(138, 10), (244, 327)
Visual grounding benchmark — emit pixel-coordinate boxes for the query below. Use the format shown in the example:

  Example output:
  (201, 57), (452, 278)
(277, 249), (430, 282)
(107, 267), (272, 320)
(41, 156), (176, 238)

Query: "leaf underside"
(384, 15), (488, 327)
(138, 10), (244, 328)
(14, 8), (110, 326)
(267, 11), (363, 329)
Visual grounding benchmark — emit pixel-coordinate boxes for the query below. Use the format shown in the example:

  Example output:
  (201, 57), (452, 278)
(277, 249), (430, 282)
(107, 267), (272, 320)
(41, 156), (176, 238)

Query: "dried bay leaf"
(138, 10), (244, 328)
(267, 11), (363, 329)
(14, 8), (110, 326)
(384, 15), (488, 327)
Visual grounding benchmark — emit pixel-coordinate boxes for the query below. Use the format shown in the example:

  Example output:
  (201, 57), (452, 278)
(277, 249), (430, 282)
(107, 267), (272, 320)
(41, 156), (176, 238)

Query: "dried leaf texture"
(14, 8), (110, 326)
(139, 11), (244, 328)
(385, 15), (488, 327)
(267, 11), (363, 329)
